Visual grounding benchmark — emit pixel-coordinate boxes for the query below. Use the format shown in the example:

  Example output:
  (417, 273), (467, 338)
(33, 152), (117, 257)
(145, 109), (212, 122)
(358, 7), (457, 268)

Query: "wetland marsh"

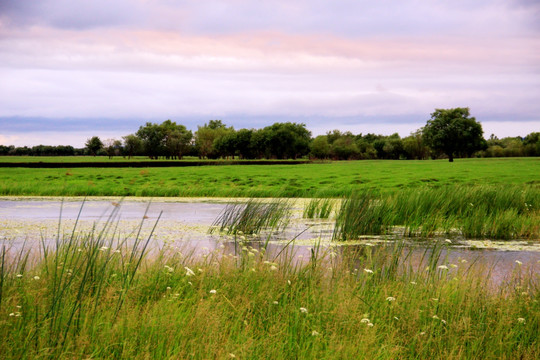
(1, 158), (539, 359)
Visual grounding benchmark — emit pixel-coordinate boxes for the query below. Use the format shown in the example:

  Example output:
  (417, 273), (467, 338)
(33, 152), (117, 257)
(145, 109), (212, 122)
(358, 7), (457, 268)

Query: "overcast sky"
(1, 0), (539, 147)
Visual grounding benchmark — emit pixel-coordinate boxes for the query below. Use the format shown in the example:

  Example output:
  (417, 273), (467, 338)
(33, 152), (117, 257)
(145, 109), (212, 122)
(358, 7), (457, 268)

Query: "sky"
(0, 0), (539, 147)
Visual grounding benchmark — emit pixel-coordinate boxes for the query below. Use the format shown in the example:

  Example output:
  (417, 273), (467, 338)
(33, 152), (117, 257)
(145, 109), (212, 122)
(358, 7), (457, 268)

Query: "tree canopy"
(422, 108), (486, 162)
(85, 136), (103, 156)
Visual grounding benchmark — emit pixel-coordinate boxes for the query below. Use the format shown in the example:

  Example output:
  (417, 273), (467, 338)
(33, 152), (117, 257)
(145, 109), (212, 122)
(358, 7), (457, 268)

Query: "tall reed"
(333, 185), (539, 240)
(210, 198), (291, 235)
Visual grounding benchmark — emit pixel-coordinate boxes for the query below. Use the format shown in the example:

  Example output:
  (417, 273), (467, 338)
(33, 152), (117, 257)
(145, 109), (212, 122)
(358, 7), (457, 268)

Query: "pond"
(1, 198), (539, 285)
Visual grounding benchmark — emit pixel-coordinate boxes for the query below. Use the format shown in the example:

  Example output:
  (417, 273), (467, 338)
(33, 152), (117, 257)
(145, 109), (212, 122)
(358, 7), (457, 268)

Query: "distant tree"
(123, 134), (143, 159)
(331, 135), (359, 160)
(136, 122), (166, 159)
(402, 131), (429, 159)
(262, 122), (311, 159)
(104, 139), (122, 159)
(523, 132), (540, 156)
(422, 108), (485, 162)
(235, 129), (256, 159)
(213, 131), (238, 159)
(85, 136), (103, 156)
(310, 135), (331, 159)
(195, 120), (232, 159)
(161, 120), (193, 159)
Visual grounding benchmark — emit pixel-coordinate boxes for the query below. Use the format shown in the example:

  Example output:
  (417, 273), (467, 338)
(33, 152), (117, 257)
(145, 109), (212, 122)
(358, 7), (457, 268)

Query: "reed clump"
(303, 198), (336, 219)
(333, 185), (539, 240)
(210, 198), (291, 235)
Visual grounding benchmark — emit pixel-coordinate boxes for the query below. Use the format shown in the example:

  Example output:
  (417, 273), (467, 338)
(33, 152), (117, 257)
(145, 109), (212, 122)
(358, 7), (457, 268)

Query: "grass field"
(0, 158), (538, 197)
(1, 226), (538, 359)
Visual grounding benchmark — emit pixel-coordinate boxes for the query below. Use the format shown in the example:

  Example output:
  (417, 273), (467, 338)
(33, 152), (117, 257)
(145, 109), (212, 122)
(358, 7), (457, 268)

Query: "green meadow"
(0, 158), (538, 197)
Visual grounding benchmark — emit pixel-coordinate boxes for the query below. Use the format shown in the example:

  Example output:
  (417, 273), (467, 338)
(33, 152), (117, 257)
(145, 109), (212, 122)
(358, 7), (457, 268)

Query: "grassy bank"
(0, 158), (538, 197)
(0, 223), (538, 359)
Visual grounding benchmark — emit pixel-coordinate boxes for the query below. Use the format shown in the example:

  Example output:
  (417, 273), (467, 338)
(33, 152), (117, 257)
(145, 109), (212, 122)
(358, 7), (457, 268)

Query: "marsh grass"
(334, 185), (539, 240)
(303, 198), (336, 219)
(210, 198), (291, 235)
(0, 217), (538, 360)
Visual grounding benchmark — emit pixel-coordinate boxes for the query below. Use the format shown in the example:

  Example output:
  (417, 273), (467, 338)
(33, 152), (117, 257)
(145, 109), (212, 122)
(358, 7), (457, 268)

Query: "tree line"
(1, 108), (539, 161)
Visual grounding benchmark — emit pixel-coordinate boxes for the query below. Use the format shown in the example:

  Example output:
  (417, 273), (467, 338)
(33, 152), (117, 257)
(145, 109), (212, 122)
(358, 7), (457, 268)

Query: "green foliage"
(85, 136), (103, 156)
(136, 120), (192, 159)
(310, 135), (331, 159)
(195, 120), (233, 159)
(261, 122), (312, 159)
(422, 108), (486, 162)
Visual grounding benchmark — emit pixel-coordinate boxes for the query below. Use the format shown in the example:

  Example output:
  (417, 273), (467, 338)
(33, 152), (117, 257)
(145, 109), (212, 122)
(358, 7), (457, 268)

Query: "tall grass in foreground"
(333, 185), (539, 240)
(0, 223), (539, 359)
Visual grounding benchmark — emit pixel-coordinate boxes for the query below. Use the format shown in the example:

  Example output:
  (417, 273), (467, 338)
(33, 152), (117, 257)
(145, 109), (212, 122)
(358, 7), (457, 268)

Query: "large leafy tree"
(422, 108), (486, 162)
(85, 136), (103, 156)
(136, 120), (192, 159)
(195, 120), (232, 159)
(262, 122), (311, 159)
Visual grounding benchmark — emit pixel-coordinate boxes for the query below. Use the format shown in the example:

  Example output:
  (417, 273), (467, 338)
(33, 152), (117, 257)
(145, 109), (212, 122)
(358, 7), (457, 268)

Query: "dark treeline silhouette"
(1, 112), (539, 161)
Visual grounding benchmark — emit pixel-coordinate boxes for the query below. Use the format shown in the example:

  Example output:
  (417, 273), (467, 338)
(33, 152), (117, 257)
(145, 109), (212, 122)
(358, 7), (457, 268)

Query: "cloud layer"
(1, 0), (539, 146)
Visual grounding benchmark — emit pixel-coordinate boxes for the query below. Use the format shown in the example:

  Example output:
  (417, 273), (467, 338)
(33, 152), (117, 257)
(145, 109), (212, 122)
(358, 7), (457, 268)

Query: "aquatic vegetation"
(303, 198), (336, 219)
(210, 198), (291, 235)
(333, 185), (539, 240)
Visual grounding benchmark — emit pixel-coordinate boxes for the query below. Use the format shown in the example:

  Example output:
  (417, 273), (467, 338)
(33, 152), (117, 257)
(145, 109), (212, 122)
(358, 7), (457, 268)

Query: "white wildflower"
(386, 296), (396, 302)
(185, 267), (195, 276)
(16, 274), (23, 278)
(209, 289), (217, 294)
(33, 276), (40, 280)
(438, 265), (449, 270)
(515, 260), (522, 266)
(270, 265), (278, 271)
(517, 318), (526, 324)
(360, 318), (370, 323)
(299, 307), (308, 313)
(311, 330), (320, 336)
(363, 269), (374, 274)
